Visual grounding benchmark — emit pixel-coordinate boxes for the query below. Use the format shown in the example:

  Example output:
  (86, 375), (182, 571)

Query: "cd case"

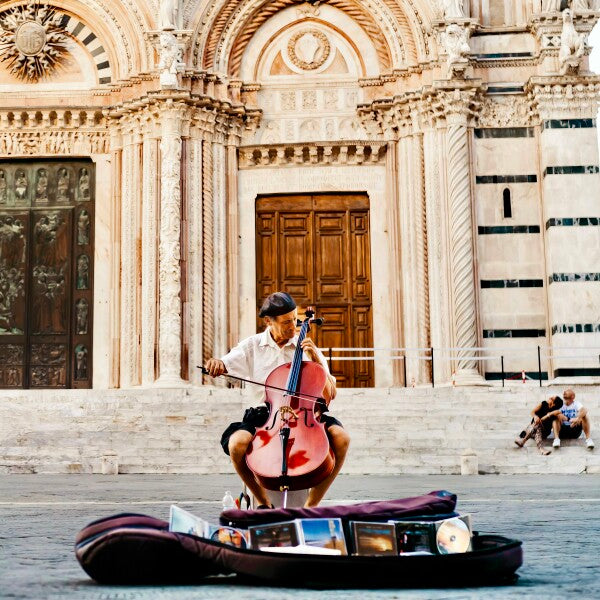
(249, 518), (347, 555)
(391, 515), (472, 555)
(351, 521), (398, 556)
(169, 505), (249, 549)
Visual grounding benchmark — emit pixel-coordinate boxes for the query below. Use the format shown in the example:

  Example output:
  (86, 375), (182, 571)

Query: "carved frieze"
(477, 96), (534, 128)
(527, 77), (600, 119)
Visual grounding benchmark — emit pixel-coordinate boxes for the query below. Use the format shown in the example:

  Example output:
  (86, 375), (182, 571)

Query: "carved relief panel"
(0, 160), (94, 389)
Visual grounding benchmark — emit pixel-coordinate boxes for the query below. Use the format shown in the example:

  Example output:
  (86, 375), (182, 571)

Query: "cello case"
(75, 491), (522, 588)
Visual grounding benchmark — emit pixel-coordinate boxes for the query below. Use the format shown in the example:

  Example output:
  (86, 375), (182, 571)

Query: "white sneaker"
(586, 438), (595, 449)
(553, 438), (561, 448)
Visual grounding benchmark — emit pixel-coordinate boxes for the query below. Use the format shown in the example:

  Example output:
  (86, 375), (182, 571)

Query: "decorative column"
(108, 125), (122, 388)
(119, 115), (142, 388)
(155, 99), (187, 386)
(140, 114), (160, 385)
(420, 104), (453, 383)
(435, 84), (484, 384)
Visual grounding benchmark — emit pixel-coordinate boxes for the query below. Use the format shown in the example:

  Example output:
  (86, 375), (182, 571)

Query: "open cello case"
(75, 490), (523, 588)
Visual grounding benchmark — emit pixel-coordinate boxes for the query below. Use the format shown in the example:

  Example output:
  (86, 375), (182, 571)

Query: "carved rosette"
(156, 101), (187, 385)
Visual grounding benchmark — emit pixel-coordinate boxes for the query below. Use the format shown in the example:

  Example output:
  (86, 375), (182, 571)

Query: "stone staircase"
(0, 385), (598, 475)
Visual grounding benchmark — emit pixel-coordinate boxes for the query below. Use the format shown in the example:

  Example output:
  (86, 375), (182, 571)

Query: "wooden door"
(0, 160), (94, 389)
(256, 194), (373, 387)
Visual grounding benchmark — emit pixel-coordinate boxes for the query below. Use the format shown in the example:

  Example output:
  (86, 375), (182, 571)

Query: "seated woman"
(515, 396), (563, 455)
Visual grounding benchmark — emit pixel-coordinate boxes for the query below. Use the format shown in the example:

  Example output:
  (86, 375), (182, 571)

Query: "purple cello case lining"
(220, 490), (458, 528)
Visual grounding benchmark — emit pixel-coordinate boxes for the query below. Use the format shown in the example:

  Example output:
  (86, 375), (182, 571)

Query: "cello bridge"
(279, 406), (299, 422)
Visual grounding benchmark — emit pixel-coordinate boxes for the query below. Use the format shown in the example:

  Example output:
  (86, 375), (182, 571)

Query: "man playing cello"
(205, 292), (350, 508)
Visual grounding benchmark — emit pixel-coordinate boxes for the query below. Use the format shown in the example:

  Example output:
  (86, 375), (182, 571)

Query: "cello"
(245, 308), (335, 496)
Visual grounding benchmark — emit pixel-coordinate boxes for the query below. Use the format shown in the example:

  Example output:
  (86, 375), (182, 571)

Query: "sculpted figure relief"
(56, 168), (70, 202)
(160, 0), (179, 30)
(35, 169), (48, 203)
(158, 32), (184, 89)
(571, 0), (591, 11)
(0, 170), (7, 204)
(559, 9), (586, 74)
(441, 0), (465, 18)
(78, 168), (90, 201)
(14, 169), (28, 201)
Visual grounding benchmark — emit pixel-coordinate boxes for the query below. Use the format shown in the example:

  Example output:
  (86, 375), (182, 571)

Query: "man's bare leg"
(581, 415), (591, 438)
(304, 425), (350, 508)
(228, 430), (272, 507)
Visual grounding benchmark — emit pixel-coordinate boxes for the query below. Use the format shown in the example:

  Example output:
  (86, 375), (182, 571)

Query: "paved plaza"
(1, 474), (599, 599)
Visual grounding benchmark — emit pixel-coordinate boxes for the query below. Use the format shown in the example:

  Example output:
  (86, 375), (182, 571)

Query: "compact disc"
(436, 518), (471, 554)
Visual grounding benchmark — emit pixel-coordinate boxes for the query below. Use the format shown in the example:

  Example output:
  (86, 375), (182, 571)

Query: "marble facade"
(0, 0), (599, 390)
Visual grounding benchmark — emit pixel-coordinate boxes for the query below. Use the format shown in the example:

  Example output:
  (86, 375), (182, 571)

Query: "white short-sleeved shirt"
(561, 400), (583, 424)
(221, 328), (330, 403)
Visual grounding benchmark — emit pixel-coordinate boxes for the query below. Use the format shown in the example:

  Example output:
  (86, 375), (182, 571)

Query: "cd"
(436, 518), (471, 554)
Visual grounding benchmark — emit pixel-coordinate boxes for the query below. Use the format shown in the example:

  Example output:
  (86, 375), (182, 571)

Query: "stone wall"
(1, 386), (598, 475)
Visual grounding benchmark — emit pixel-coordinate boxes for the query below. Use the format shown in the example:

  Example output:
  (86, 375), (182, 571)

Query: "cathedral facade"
(1, 0), (599, 391)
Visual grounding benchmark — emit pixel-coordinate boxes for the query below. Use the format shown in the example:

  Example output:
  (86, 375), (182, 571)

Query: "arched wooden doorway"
(0, 159), (94, 389)
(256, 193), (373, 387)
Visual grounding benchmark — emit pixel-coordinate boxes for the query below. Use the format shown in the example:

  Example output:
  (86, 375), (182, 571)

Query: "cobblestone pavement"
(1, 474), (599, 599)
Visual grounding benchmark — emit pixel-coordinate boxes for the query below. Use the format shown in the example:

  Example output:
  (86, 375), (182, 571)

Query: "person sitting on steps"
(515, 396), (563, 455)
(552, 389), (594, 450)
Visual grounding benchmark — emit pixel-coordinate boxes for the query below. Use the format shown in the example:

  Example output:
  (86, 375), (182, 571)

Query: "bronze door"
(256, 194), (373, 387)
(0, 160), (94, 389)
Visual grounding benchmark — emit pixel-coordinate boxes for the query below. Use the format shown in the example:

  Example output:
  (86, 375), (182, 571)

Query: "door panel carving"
(256, 193), (373, 387)
(0, 160), (94, 389)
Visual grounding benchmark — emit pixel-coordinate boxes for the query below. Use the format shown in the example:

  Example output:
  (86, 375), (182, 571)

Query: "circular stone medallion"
(288, 29), (330, 71)
(16, 21), (47, 56)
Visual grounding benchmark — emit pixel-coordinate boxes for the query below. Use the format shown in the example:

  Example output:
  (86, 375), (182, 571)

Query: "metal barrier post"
(328, 348), (333, 371)
(402, 355), (407, 388)
(537, 345), (542, 387)
(430, 347), (435, 388)
(501, 355), (505, 387)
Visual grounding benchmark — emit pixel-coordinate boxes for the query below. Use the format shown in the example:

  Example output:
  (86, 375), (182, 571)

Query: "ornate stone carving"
(158, 32), (185, 89)
(0, 262), (25, 334)
(440, 0), (466, 19)
(156, 101), (187, 385)
(559, 9), (586, 75)
(527, 77), (600, 119)
(542, 0), (561, 11)
(160, 0), (180, 30)
(441, 24), (470, 77)
(239, 141), (386, 168)
(0, 131), (110, 157)
(0, 4), (68, 82)
(287, 29), (330, 71)
(14, 170), (28, 201)
(478, 96), (533, 128)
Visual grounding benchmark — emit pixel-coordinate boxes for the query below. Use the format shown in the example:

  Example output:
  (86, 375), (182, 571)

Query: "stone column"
(201, 137), (214, 370)
(437, 86), (484, 384)
(226, 138), (240, 351)
(422, 115), (453, 383)
(119, 117), (142, 388)
(155, 100), (187, 386)
(528, 77), (600, 378)
(185, 134), (203, 385)
(108, 126), (122, 388)
(140, 119), (160, 386)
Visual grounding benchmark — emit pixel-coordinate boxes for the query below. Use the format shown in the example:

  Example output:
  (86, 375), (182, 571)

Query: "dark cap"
(259, 292), (297, 318)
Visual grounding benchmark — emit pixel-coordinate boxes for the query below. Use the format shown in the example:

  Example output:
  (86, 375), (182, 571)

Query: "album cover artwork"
(391, 515), (472, 555)
(249, 521), (301, 550)
(351, 521), (398, 556)
(206, 524), (250, 549)
(298, 518), (347, 555)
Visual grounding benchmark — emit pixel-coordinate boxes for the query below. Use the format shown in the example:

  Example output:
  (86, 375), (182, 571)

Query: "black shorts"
(220, 405), (343, 456)
(559, 423), (583, 440)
